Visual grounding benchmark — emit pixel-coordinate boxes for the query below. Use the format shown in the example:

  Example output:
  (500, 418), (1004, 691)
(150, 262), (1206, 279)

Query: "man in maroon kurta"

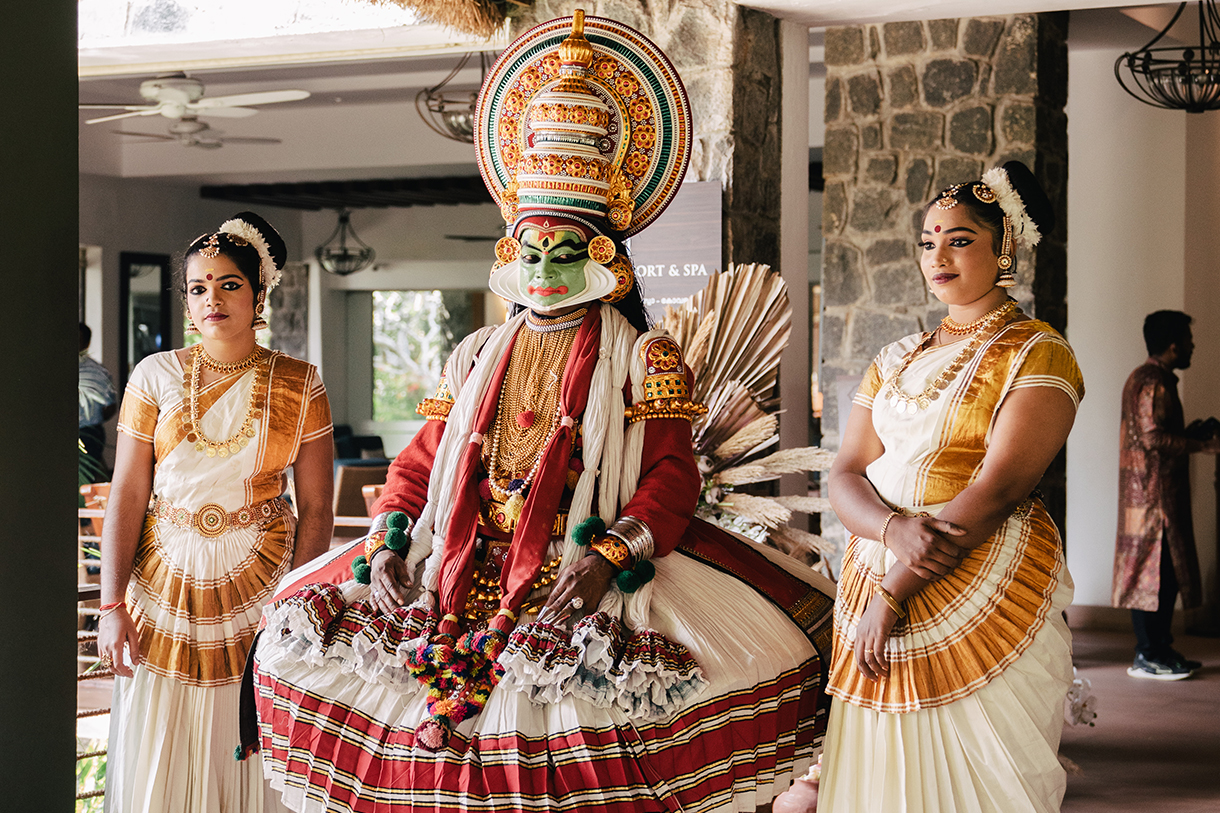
(1113, 311), (1219, 680)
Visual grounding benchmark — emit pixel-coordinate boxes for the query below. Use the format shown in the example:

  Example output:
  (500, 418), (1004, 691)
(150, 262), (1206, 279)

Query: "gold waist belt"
(151, 496), (289, 539)
(480, 496), (568, 537)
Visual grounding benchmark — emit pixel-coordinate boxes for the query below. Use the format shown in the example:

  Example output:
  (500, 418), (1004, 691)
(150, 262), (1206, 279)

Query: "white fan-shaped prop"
(80, 74), (308, 125)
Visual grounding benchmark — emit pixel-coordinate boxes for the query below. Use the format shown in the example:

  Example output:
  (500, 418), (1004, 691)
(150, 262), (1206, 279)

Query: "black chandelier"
(1115, 1), (1220, 113)
(315, 209), (375, 276)
(415, 52), (489, 143)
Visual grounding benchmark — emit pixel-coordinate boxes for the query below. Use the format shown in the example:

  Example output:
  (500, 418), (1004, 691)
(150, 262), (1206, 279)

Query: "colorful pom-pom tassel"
(572, 516), (606, 547)
(387, 511), (411, 530)
(352, 554), (371, 584)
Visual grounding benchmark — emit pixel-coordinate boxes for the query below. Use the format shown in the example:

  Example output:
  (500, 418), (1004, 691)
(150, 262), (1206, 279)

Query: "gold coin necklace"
(182, 344), (270, 457)
(882, 300), (1016, 415)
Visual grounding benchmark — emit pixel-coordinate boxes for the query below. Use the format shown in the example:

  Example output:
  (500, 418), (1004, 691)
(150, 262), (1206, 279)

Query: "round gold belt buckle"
(195, 503), (230, 538)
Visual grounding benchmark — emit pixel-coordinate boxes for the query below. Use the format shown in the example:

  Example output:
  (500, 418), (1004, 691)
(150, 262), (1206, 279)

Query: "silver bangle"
(607, 515), (654, 563)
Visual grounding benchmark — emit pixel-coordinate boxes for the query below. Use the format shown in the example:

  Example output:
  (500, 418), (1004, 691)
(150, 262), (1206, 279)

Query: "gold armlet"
(876, 586), (907, 619)
(623, 398), (708, 424)
(415, 398), (453, 422)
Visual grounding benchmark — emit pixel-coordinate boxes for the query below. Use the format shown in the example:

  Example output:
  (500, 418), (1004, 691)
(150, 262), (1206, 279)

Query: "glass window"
(371, 291), (474, 422)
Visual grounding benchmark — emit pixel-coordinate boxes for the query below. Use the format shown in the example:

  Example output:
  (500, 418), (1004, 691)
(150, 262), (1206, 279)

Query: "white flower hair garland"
(980, 166), (1041, 248)
(219, 217), (282, 293)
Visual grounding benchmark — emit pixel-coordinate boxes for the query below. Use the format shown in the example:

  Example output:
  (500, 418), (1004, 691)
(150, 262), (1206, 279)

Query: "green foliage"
(371, 291), (471, 422)
(75, 737), (107, 812)
(78, 438), (107, 508)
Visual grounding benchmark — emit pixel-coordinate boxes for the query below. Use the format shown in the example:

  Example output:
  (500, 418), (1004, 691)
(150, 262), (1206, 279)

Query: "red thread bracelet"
(99, 601), (125, 611)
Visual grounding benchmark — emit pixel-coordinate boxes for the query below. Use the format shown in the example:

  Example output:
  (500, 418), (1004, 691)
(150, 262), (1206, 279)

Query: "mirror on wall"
(118, 252), (172, 391)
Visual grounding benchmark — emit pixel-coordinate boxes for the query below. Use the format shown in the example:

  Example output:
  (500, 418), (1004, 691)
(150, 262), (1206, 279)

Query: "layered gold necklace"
(482, 309), (584, 509)
(882, 300), (1016, 414)
(182, 344), (270, 457)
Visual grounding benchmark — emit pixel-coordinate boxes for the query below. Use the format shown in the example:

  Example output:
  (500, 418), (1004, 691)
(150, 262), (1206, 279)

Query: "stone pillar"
(269, 261), (309, 360)
(820, 14), (1070, 529)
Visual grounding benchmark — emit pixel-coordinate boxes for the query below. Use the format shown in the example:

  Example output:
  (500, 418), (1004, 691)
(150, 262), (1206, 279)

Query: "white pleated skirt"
(817, 575), (1074, 813)
(104, 668), (288, 813)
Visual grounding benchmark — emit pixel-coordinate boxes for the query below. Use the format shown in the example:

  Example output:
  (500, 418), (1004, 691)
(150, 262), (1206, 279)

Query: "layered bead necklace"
(182, 344), (270, 457)
(481, 308), (585, 517)
(881, 300), (1016, 414)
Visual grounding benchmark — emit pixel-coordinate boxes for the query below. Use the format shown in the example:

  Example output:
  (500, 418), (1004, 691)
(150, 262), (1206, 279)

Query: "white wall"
(1065, 45), (1219, 610)
(1183, 113), (1220, 613)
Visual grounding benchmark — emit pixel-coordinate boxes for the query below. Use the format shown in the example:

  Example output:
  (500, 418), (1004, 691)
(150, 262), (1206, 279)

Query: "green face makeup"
(517, 227), (590, 309)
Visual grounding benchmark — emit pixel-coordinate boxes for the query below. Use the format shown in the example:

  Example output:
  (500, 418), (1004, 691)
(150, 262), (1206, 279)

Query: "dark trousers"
(1131, 536), (1179, 661)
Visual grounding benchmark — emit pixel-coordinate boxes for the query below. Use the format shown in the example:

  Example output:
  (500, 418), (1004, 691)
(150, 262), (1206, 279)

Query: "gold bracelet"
(590, 535), (633, 571)
(879, 510), (900, 546)
(876, 586), (907, 618)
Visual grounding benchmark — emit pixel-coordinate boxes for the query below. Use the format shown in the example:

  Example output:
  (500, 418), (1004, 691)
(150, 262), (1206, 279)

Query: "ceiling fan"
(112, 117), (281, 149)
(79, 73), (309, 125)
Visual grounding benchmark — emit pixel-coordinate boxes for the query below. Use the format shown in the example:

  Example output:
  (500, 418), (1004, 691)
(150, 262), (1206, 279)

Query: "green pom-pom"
(572, 516), (606, 547)
(387, 511), (411, 531)
(352, 555), (371, 584)
(386, 527), (408, 551)
(616, 569), (642, 593)
(633, 559), (656, 584)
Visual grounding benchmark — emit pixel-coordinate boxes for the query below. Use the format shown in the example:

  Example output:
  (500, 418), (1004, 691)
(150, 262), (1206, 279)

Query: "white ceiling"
(78, 2), (1173, 187)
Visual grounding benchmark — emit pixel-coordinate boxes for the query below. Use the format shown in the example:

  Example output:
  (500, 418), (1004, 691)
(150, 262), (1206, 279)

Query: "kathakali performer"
(249, 12), (835, 812)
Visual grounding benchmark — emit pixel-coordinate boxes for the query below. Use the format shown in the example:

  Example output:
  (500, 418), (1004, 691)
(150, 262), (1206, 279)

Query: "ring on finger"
(569, 596), (584, 611)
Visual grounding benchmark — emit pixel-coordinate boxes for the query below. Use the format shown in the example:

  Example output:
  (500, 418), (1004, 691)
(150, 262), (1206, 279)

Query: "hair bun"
(999, 161), (1055, 240)
(233, 211), (287, 271)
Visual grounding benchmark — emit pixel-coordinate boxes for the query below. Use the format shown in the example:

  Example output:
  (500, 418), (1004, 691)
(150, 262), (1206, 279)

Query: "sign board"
(626, 181), (722, 322)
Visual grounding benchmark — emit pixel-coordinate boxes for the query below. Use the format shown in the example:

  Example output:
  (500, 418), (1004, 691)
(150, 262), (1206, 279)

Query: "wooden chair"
(333, 465), (388, 540)
(361, 484), (384, 516)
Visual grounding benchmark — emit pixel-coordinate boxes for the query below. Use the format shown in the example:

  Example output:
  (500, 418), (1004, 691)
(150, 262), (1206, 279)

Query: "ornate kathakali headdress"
(475, 10), (692, 307)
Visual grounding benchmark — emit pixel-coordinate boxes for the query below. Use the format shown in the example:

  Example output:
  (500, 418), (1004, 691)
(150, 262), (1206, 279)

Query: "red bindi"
(206, 274), (213, 280)
(934, 225), (941, 233)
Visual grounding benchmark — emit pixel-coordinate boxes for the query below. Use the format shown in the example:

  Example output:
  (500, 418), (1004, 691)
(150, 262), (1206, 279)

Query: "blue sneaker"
(1127, 653), (1193, 681)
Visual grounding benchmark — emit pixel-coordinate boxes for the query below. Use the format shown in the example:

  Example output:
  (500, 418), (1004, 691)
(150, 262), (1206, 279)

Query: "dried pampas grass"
(371, 0), (525, 38)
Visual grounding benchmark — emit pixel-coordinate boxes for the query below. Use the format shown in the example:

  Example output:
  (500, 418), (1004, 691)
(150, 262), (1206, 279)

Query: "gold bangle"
(590, 535), (632, 571)
(879, 511), (900, 547)
(876, 586), (906, 618)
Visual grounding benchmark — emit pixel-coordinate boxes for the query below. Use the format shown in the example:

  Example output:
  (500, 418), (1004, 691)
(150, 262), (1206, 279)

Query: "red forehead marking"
(206, 273), (213, 280)
(934, 225), (941, 233)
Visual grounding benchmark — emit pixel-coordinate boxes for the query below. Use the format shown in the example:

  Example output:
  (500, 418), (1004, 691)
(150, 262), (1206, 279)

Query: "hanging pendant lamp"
(416, 52), (488, 143)
(315, 209), (375, 276)
(1115, 1), (1220, 113)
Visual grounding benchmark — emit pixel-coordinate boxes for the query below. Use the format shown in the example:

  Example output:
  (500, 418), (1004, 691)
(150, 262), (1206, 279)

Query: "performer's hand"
(884, 515), (965, 580)
(97, 606), (141, 678)
(537, 552), (616, 627)
(370, 549), (413, 614)
(853, 595), (899, 682)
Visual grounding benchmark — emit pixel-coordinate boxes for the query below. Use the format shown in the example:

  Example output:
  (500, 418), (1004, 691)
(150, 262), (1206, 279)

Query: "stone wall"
(269, 261), (308, 360)
(513, 1), (782, 272)
(820, 14), (1070, 530)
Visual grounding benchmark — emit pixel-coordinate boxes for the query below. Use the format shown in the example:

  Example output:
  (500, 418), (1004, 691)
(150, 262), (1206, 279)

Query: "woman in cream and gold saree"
(820, 162), (1084, 813)
(96, 212), (333, 813)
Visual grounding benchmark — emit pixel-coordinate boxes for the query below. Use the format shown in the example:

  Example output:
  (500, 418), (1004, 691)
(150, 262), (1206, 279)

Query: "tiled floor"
(1061, 628), (1220, 813)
